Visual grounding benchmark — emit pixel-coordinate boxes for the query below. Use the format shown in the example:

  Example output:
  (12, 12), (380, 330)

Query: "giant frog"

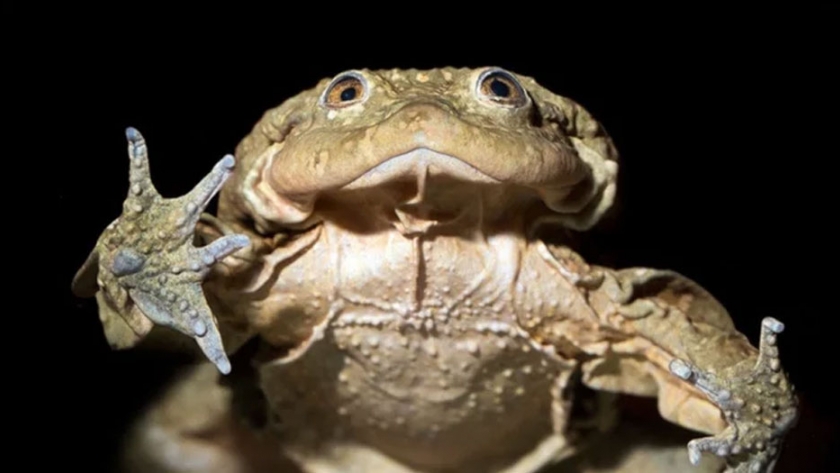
(73, 68), (797, 472)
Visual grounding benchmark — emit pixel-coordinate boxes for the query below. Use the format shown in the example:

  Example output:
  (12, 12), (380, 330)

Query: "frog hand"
(72, 128), (249, 374)
(669, 317), (798, 472)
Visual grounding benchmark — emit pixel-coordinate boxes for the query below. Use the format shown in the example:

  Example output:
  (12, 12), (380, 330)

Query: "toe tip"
(763, 317), (785, 333)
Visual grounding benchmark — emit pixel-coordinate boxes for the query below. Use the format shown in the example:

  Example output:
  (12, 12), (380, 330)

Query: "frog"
(72, 67), (797, 473)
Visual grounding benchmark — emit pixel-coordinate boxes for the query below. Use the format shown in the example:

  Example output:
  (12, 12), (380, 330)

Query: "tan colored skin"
(74, 68), (796, 473)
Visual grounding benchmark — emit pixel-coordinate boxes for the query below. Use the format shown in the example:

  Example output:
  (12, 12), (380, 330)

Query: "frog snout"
(386, 101), (462, 148)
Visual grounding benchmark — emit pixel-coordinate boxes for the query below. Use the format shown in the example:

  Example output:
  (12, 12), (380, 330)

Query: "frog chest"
(254, 227), (583, 467)
(260, 224), (523, 333)
(330, 226), (523, 319)
(250, 223), (591, 351)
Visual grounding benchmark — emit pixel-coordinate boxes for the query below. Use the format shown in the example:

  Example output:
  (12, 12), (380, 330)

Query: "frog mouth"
(340, 148), (501, 191)
(335, 148), (502, 234)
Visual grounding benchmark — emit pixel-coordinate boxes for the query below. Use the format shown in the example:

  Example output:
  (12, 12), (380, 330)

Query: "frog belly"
(259, 313), (566, 472)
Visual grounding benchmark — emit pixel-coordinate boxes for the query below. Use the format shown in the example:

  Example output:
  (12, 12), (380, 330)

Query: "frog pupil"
(340, 87), (357, 102)
(490, 78), (510, 97)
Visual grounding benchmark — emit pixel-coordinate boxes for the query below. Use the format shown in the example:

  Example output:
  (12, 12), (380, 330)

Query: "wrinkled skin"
(73, 68), (797, 473)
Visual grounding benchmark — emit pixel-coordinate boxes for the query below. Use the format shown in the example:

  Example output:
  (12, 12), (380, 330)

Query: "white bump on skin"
(763, 317), (785, 333)
(192, 320), (206, 337)
(669, 359), (692, 380)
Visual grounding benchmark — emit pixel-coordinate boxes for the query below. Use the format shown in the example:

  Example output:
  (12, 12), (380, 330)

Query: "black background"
(12, 5), (838, 472)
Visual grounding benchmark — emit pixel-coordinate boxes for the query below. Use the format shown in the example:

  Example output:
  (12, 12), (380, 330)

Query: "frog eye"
(322, 71), (369, 108)
(476, 69), (528, 107)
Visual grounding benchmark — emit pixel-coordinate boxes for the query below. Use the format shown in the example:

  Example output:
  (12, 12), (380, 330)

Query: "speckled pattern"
(75, 68), (797, 472)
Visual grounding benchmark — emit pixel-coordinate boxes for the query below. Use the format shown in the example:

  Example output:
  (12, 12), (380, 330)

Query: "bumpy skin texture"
(73, 68), (797, 473)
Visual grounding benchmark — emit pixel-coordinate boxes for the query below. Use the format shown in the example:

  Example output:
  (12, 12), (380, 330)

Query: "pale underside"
(123, 207), (725, 473)
(123, 363), (725, 473)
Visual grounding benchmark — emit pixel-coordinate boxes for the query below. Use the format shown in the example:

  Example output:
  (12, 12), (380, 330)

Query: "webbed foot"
(72, 128), (249, 373)
(668, 317), (798, 472)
